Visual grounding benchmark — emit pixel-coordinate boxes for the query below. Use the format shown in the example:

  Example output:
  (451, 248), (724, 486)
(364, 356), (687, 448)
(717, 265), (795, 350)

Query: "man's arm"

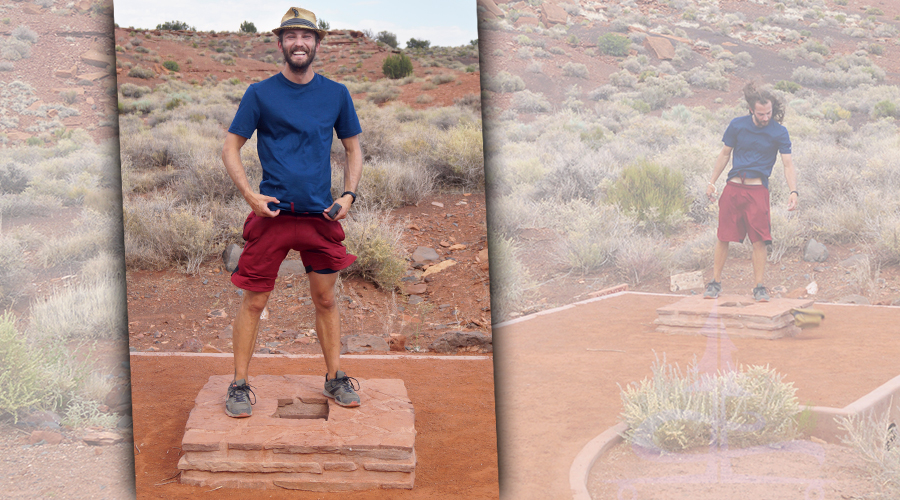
(707, 145), (733, 201)
(222, 132), (280, 217)
(325, 135), (362, 221)
(782, 153), (798, 211)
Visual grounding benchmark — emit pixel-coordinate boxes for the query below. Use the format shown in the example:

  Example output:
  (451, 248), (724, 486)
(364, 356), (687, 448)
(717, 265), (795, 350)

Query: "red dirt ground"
(494, 292), (900, 499)
(129, 353), (498, 499)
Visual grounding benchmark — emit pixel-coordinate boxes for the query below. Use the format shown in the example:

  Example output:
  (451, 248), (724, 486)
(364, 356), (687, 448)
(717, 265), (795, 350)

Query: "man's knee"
(311, 290), (336, 310)
(242, 290), (271, 315)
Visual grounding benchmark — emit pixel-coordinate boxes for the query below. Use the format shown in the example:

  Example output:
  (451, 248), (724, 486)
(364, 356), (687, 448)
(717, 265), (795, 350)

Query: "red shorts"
(231, 213), (357, 292)
(717, 183), (771, 244)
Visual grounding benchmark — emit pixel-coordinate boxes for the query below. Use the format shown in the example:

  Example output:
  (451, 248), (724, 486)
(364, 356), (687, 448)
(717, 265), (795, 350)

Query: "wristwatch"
(341, 191), (357, 204)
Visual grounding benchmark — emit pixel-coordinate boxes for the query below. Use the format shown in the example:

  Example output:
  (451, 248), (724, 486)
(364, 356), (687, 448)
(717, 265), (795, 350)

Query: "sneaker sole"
(225, 408), (252, 418)
(703, 294), (719, 299)
(323, 390), (361, 408)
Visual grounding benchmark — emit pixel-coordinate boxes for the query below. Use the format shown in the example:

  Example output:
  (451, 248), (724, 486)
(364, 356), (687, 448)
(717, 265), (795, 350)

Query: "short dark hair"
(277, 29), (319, 44)
(743, 82), (785, 123)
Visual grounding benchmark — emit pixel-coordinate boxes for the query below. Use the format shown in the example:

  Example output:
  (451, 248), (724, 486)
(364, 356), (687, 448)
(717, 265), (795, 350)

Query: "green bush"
(162, 60), (180, 72)
(597, 33), (631, 57)
(0, 161), (28, 194)
(872, 99), (898, 119)
(239, 20), (256, 33)
(621, 358), (800, 452)
(0, 312), (48, 421)
(382, 53), (413, 79)
(128, 66), (155, 79)
(156, 20), (195, 31)
(406, 38), (430, 50)
(775, 80), (801, 93)
(341, 208), (406, 289)
(607, 159), (689, 231)
(483, 71), (525, 93)
(376, 30), (398, 48)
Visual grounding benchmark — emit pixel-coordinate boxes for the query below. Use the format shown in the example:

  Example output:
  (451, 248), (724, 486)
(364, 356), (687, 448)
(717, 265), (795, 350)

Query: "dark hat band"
(280, 18), (318, 30)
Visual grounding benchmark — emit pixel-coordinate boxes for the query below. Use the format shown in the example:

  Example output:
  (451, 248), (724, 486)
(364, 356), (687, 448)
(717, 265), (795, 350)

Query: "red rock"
(83, 431), (125, 446)
(28, 430), (63, 445)
(645, 36), (675, 60)
(541, 1), (568, 26)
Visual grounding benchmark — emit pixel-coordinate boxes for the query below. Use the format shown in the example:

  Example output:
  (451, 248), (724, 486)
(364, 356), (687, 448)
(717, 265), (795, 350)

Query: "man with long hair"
(704, 82), (798, 301)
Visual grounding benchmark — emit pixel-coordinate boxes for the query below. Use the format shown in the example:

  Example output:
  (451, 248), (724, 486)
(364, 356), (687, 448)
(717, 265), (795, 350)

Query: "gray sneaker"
(704, 280), (721, 299)
(753, 284), (770, 302)
(323, 371), (361, 407)
(225, 379), (255, 418)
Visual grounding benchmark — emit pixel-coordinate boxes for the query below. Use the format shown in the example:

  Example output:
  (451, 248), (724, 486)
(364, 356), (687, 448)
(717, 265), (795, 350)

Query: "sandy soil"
(129, 353), (498, 499)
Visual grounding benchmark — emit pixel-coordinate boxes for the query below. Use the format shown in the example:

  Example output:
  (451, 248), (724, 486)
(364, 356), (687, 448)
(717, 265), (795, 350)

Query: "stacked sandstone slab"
(655, 294), (815, 339)
(179, 374), (416, 491)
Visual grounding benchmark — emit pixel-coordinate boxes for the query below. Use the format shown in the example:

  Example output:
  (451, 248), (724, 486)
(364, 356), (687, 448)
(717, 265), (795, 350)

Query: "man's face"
(750, 101), (773, 127)
(279, 29), (319, 72)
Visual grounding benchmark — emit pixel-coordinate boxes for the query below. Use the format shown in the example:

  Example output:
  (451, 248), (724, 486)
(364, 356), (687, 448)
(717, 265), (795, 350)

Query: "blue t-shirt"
(228, 72), (362, 213)
(722, 115), (791, 189)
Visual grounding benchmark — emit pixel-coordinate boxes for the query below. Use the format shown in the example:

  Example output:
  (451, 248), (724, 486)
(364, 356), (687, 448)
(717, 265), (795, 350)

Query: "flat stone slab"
(655, 294), (815, 339)
(178, 375), (415, 490)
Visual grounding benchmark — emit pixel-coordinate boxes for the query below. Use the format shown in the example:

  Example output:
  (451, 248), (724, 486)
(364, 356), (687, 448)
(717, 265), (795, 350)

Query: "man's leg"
(233, 290), (271, 381)
(712, 239), (729, 282)
(308, 271), (341, 378)
(751, 240), (767, 286)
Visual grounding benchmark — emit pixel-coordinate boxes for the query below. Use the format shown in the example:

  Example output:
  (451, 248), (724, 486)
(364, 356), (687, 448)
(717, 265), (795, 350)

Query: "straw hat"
(272, 7), (327, 39)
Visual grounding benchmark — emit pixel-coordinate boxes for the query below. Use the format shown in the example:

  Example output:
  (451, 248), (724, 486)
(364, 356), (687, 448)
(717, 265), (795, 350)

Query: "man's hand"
(247, 193), (281, 217)
(787, 192), (798, 211)
(706, 182), (717, 202)
(323, 194), (354, 221)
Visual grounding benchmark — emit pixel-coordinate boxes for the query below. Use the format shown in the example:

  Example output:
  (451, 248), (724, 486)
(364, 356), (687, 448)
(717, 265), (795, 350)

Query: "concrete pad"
(655, 294), (815, 339)
(178, 374), (415, 490)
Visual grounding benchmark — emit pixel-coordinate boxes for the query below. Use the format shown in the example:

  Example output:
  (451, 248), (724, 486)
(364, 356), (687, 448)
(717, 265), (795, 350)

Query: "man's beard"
(283, 43), (317, 73)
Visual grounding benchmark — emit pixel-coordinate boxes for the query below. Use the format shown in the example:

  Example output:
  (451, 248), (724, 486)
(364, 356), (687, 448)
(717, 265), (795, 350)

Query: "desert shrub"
(376, 31), (398, 48)
(0, 237), (29, 306)
(156, 20), (194, 31)
(382, 53), (413, 79)
(607, 159), (688, 232)
(513, 90), (552, 113)
(12, 25), (38, 44)
(775, 80), (801, 94)
(119, 82), (151, 98)
(348, 158), (435, 208)
(0, 312), (50, 421)
(621, 358), (800, 452)
(0, 161), (28, 193)
(162, 60), (180, 72)
(367, 86), (401, 104)
(562, 62), (589, 79)
(837, 409), (900, 497)
(551, 201), (631, 272)
(872, 100), (899, 119)
(128, 66), (155, 79)
(27, 276), (125, 342)
(598, 33), (631, 56)
(341, 207), (405, 289)
(239, 21), (256, 33)
(431, 74), (455, 85)
(488, 233), (529, 322)
(483, 71), (525, 93)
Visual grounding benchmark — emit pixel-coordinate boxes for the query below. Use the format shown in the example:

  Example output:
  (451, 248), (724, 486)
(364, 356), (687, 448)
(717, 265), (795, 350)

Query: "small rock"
(258, 347), (272, 354)
(813, 266), (826, 272)
(104, 385), (131, 414)
(201, 344), (223, 353)
(803, 239), (829, 262)
(208, 309), (227, 319)
(408, 224), (420, 231)
(341, 334), (390, 354)
(806, 281), (818, 295)
(83, 431), (124, 446)
(23, 410), (61, 429)
(429, 331), (492, 353)
(837, 294), (870, 305)
(219, 325), (233, 340)
(411, 246), (440, 265)
(404, 283), (427, 295)
(431, 201), (444, 208)
(260, 307), (269, 320)
(28, 430), (63, 446)
(179, 337), (203, 353)
(408, 295), (425, 305)
(222, 243), (242, 272)
(449, 244), (467, 251)
(389, 334), (406, 352)
(423, 260), (456, 277)
(839, 254), (870, 268)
